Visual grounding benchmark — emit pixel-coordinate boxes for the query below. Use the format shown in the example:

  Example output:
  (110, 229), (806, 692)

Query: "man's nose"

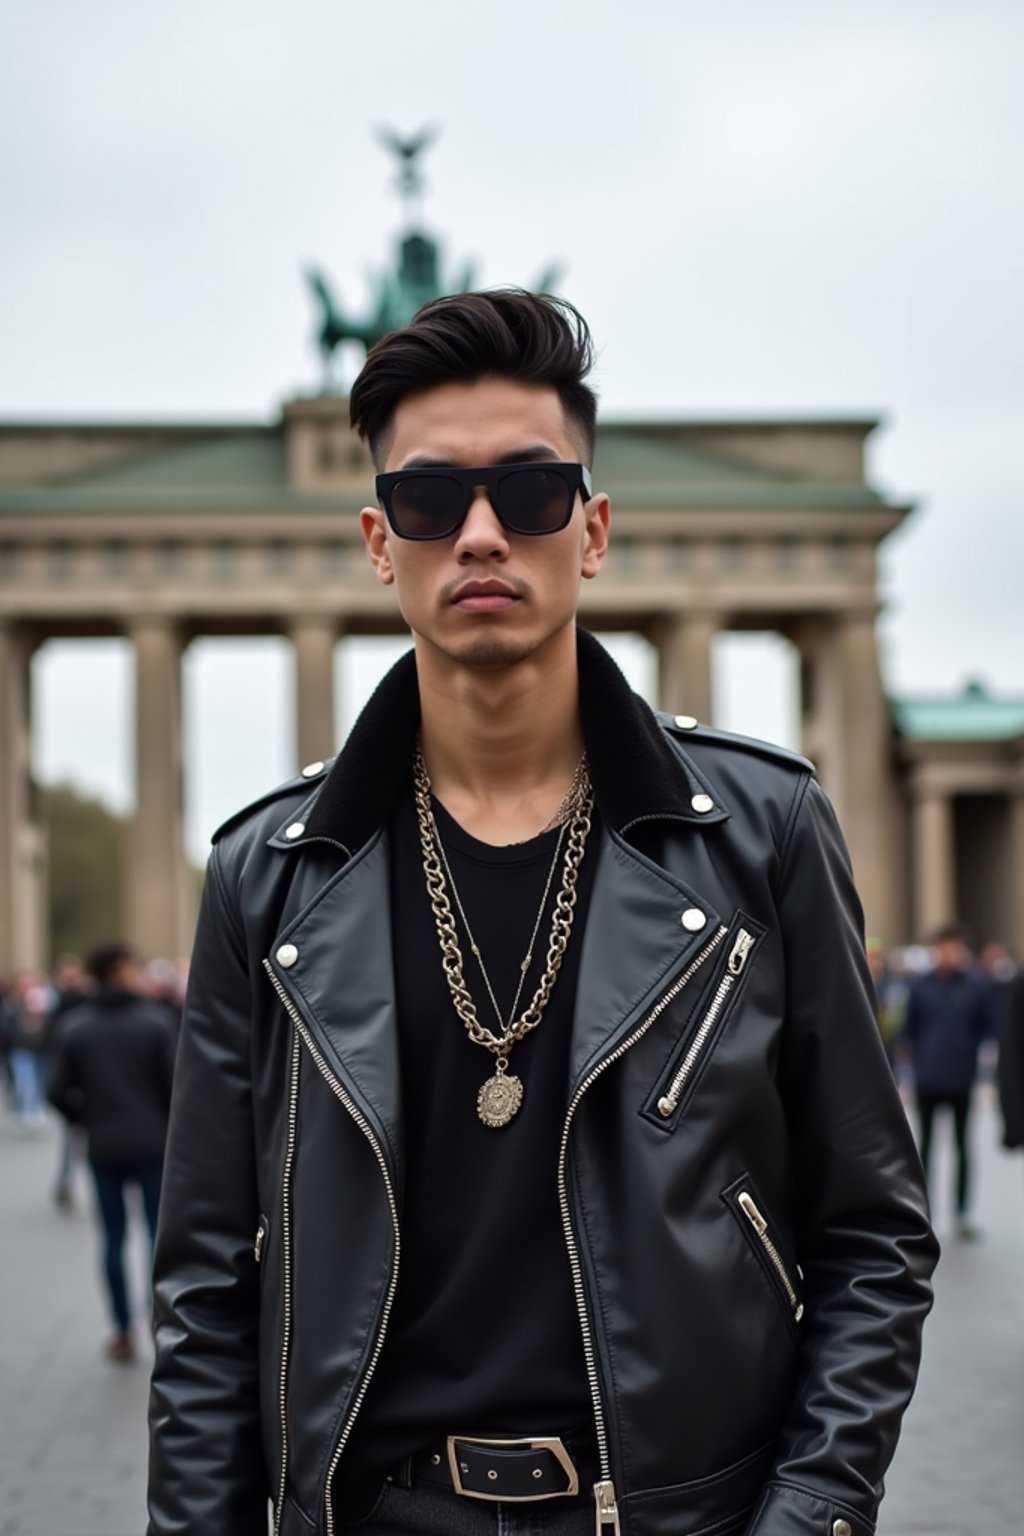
(453, 486), (509, 558)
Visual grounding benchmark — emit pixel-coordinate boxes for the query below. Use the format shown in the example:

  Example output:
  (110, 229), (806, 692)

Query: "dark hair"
(349, 288), (598, 467)
(931, 922), (970, 947)
(86, 943), (136, 987)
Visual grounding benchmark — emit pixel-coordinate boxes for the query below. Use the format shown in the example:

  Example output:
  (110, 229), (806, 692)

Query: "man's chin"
(445, 635), (537, 669)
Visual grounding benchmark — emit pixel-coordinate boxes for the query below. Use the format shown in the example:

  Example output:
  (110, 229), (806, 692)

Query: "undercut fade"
(349, 288), (598, 467)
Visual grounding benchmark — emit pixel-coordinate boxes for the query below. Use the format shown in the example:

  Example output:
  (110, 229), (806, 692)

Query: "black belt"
(400, 1433), (598, 1502)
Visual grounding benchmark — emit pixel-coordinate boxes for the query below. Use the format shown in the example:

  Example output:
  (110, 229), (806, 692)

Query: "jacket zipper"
(736, 1190), (804, 1322)
(271, 1030), (300, 1536)
(263, 958), (402, 1536)
(557, 923), (726, 1535)
(656, 928), (756, 1118)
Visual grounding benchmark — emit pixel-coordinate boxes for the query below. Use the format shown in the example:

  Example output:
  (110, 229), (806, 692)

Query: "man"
(903, 923), (992, 1239)
(148, 290), (938, 1536)
(49, 942), (176, 1361)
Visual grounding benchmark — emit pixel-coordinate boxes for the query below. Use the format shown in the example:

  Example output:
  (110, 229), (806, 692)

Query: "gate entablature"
(0, 406), (913, 967)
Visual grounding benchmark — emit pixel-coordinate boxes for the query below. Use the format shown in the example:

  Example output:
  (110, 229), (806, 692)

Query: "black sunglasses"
(375, 461), (593, 541)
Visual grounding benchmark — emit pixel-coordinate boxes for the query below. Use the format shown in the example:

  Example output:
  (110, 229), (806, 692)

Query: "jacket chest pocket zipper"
(644, 919), (762, 1129)
(724, 1176), (804, 1325)
(254, 1214), (269, 1267)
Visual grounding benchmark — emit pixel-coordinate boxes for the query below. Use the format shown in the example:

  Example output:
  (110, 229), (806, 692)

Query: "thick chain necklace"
(412, 744), (594, 1127)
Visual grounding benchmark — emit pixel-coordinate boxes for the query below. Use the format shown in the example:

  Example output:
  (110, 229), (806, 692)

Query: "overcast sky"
(3, 0), (1022, 859)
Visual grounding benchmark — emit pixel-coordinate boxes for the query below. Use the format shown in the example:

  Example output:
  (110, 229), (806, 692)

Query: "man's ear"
(581, 493), (611, 580)
(360, 506), (395, 585)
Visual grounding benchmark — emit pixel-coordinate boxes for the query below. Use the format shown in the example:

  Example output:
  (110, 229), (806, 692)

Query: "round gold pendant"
(477, 1071), (524, 1128)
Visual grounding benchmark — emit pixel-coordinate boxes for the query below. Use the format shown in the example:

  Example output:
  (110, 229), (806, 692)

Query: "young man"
(148, 291), (938, 1536)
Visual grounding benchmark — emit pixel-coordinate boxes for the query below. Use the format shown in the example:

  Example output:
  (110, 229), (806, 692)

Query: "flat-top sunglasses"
(375, 462), (593, 541)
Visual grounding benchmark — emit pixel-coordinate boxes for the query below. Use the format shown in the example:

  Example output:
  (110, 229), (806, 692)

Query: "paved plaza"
(1, 1090), (1022, 1536)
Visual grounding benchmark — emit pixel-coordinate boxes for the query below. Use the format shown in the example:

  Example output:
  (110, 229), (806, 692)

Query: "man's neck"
(415, 626), (585, 845)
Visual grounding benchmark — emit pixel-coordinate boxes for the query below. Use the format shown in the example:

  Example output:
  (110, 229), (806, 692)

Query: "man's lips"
(450, 580), (521, 612)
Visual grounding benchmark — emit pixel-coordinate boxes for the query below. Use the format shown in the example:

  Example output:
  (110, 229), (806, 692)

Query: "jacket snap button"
(691, 793), (715, 814)
(276, 943), (299, 969)
(681, 908), (707, 932)
(284, 822), (306, 840)
(301, 761), (324, 778)
(674, 714), (698, 729)
(833, 1521), (852, 1536)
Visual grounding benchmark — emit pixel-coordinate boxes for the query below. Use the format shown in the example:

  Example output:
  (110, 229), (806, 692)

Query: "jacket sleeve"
(901, 978), (921, 1049)
(997, 976), (1024, 1149)
(46, 1028), (84, 1123)
(748, 776), (939, 1536)
(147, 844), (269, 1535)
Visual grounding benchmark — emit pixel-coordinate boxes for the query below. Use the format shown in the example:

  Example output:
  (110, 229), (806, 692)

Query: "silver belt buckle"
(445, 1434), (580, 1502)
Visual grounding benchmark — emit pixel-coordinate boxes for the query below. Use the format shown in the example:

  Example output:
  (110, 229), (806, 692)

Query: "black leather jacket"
(148, 631), (938, 1536)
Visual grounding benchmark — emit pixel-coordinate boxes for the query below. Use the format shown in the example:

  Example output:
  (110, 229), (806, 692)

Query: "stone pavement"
(0, 1092), (1022, 1536)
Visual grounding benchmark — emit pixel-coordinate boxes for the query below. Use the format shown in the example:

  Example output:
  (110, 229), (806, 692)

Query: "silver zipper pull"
(254, 1224), (266, 1263)
(727, 928), (756, 975)
(737, 1190), (768, 1234)
(594, 1480), (621, 1534)
(737, 1190), (802, 1317)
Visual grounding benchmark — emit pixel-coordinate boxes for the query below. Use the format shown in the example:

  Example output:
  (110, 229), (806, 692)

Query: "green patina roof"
(68, 433), (289, 491)
(0, 423), (885, 515)
(892, 681), (1024, 741)
(593, 428), (882, 508)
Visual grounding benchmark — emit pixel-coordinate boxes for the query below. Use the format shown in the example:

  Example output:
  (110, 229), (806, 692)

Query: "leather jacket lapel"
(269, 831), (403, 1176)
(569, 828), (722, 1094)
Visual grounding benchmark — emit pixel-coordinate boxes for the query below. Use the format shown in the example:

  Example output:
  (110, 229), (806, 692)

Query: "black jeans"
(339, 1480), (594, 1535)
(916, 1091), (971, 1217)
(89, 1156), (163, 1332)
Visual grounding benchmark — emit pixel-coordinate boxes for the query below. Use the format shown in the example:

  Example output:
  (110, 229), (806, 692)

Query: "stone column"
(289, 616), (339, 768)
(1009, 779), (1024, 952)
(911, 779), (956, 940)
(653, 611), (717, 724)
(805, 610), (905, 943)
(125, 618), (193, 962)
(0, 623), (45, 973)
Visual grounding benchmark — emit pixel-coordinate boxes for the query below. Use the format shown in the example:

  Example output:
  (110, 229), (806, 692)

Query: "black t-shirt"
(340, 779), (598, 1492)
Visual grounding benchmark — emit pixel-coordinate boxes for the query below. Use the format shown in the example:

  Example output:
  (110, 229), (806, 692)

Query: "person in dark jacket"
(49, 942), (176, 1362)
(147, 291), (937, 1536)
(903, 923), (993, 1237)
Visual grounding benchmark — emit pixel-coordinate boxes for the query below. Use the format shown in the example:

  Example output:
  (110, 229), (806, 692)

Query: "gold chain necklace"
(412, 744), (594, 1127)
(531, 755), (592, 839)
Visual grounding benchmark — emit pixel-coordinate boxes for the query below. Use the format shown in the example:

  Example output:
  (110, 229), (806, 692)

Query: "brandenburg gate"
(0, 404), (913, 969)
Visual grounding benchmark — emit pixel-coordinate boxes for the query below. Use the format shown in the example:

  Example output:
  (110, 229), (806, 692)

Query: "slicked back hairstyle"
(349, 288), (598, 467)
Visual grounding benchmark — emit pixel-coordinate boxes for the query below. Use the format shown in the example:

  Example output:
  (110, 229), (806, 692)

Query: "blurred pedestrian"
(3, 971), (52, 1133)
(143, 957), (184, 1043)
(904, 923), (993, 1238)
(44, 953), (92, 1209)
(866, 936), (907, 1069)
(48, 942), (176, 1363)
(997, 968), (1024, 1153)
(0, 976), (15, 1108)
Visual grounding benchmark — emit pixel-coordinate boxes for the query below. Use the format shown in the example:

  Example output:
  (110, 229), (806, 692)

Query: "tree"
(43, 783), (125, 962)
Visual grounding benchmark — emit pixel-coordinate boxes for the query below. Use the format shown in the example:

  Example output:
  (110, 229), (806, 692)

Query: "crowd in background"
(1, 948), (185, 1360)
(2, 926), (1024, 1361)
(869, 925), (1024, 1239)
(0, 956), (185, 1134)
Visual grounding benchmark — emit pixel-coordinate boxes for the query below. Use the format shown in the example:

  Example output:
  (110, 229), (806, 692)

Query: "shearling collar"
(294, 627), (727, 855)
